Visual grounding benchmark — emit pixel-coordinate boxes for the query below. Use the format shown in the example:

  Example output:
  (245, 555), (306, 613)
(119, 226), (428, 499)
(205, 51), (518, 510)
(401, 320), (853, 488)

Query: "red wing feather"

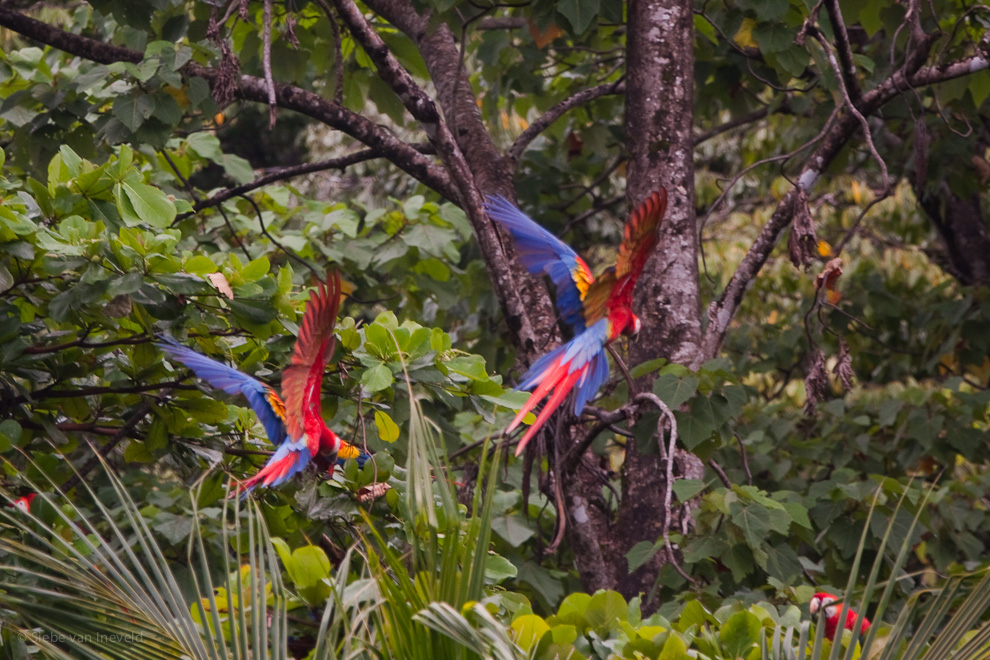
(281, 270), (341, 441)
(615, 188), (667, 280)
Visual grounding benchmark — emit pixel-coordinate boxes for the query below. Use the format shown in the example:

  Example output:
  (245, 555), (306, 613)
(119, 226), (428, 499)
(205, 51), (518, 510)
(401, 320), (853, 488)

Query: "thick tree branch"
(13, 381), (193, 405)
(0, 5), (457, 201)
(823, 0), (862, 107)
(188, 145), (433, 214)
(361, 0), (561, 360)
(699, 38), (989, 362)
(508, 80), (625, 162)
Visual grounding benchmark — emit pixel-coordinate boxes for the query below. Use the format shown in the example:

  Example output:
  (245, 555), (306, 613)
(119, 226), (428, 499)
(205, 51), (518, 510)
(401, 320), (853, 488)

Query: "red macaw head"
(809, 592), (871, 641)
(627, 313), (642, 337)
(10, 493), (36, 513)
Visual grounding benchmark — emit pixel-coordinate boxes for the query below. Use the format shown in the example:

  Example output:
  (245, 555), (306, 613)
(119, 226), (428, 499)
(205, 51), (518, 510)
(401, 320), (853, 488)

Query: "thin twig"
(216, 204), (253, 261)
(735, 433), (753, 486)
(238, 193), (319, 276)
(60, 398), (158, 492)
(823, 0), (862, 107)
(633, 392), (695, 585)
(709, 459), (731, 488)
(184, 145), (433, 217)
(508, 80), (625, 162)
(812, 32), (889, 191)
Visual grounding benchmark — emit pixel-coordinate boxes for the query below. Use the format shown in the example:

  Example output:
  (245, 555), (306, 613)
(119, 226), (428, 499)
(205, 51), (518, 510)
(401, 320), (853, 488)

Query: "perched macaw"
(484, 189), (668, 455)
(158, 271), (367, 492)
(809, 592), (871, 641)
(9, 492), (35, 513)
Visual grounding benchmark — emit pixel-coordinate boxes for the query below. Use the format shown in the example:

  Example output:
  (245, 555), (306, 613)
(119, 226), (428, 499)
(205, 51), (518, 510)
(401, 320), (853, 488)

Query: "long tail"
(232, 440), (310, 497)
(508, 349), (589, 456)
(514, 367), (583, 456)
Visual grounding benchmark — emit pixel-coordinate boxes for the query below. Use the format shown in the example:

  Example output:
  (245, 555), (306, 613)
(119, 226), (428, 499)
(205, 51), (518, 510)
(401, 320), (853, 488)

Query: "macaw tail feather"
(515, 367), (583, 456)
(233, 440), (310, 497)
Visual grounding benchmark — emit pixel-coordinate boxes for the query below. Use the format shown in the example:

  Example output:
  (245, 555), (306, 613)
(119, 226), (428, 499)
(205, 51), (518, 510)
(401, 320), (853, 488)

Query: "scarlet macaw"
(9, 493), (35, 513)
(159, 271), (366, 492)
(809, 592), (871, 641)
(484, 189), (668, 455)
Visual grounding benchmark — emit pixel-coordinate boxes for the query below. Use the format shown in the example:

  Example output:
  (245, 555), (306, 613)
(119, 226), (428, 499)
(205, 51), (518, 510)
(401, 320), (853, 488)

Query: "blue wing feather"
(484, 195), (591, 332)
(158, 338), (287, 446)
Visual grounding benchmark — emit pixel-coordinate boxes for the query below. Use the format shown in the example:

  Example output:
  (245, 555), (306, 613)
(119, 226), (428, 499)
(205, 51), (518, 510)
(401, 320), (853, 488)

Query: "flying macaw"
(158, 271), (367, 493)
(484, 189), (668, 455)
(809, 592), (871, 641)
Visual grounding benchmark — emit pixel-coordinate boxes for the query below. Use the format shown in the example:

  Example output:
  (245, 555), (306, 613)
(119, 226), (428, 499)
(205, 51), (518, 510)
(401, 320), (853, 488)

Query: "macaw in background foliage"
(159, 270), (367, 494)
(484, 189), (668, 455)
(8, 493), (35, 514)
(809, 592), (871, 641)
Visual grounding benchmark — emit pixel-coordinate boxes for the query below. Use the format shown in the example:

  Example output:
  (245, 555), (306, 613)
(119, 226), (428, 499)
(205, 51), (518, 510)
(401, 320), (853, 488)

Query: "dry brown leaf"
(103, 294), (132, 318)
(833, 338), (855, 390)
(357, 482), (391, 503)
(803, 348), (828, 416)
(207, 272), (234, 300)
(816, 257), (844, 294)
(529, 20), (563, 48)
(788, 191), (818, 269)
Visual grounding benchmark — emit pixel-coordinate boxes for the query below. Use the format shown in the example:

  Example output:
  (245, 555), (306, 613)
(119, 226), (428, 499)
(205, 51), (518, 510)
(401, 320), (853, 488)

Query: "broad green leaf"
(374, 410), (400, 443)
(719, 610), (761, 657)
(511, 614), (550, 652)
(117, 180), (177, 228)
(558, 0), (600, 34)
(361, 363), (394, 392)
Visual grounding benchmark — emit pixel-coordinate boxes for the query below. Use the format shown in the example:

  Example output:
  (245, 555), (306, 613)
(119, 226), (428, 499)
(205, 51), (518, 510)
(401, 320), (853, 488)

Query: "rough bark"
(614, 0), (702, 606)
(363, 0), (562, 360)
(917, 185), (990, 287)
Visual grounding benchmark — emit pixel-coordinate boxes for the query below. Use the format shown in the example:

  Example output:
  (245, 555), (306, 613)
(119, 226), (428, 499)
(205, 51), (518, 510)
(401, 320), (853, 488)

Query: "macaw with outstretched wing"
(484, 189), (668, 455)
(158, 271), (366, 492)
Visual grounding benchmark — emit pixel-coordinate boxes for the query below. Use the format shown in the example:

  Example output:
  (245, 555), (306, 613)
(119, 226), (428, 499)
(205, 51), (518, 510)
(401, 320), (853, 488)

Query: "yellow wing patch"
(337, 442), (363, 460)
(266, 387), (286, 422)
(573, 258), (593, 298)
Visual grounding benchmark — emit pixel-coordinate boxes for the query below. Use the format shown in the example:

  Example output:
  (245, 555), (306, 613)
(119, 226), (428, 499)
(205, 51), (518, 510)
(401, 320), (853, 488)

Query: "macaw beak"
(628, 315), (642, 337)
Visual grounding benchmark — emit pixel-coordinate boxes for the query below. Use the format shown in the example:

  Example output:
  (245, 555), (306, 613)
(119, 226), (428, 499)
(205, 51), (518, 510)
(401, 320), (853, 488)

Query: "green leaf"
(361, 363), (394, 392)
(228, 298), (278, 325)
(653, 374), (699, 408)
(511, 614), (550, 652)
(558, 0), (600, 34)
(718, 610), (761, 657)
(584, 590), (628, 633)
(625, 540), (662, 573)
(752, 22), (793, 55)
(0, 419), (22, 452)
(672, 478), (706, 501)
(183, 255), (217, 275)
(491, 514), (535, 547)
(0, 263), (12, 293)
(186, 132), (223, 162)
(113, 94), (156, 132)
(446, 355), (488, 381)
(116, 180), (177, 228)
(483, 553), (518, 583)
(240, 256), (270, 282)
(374, 410), (400, 443)
(970, 74), (990, 108)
